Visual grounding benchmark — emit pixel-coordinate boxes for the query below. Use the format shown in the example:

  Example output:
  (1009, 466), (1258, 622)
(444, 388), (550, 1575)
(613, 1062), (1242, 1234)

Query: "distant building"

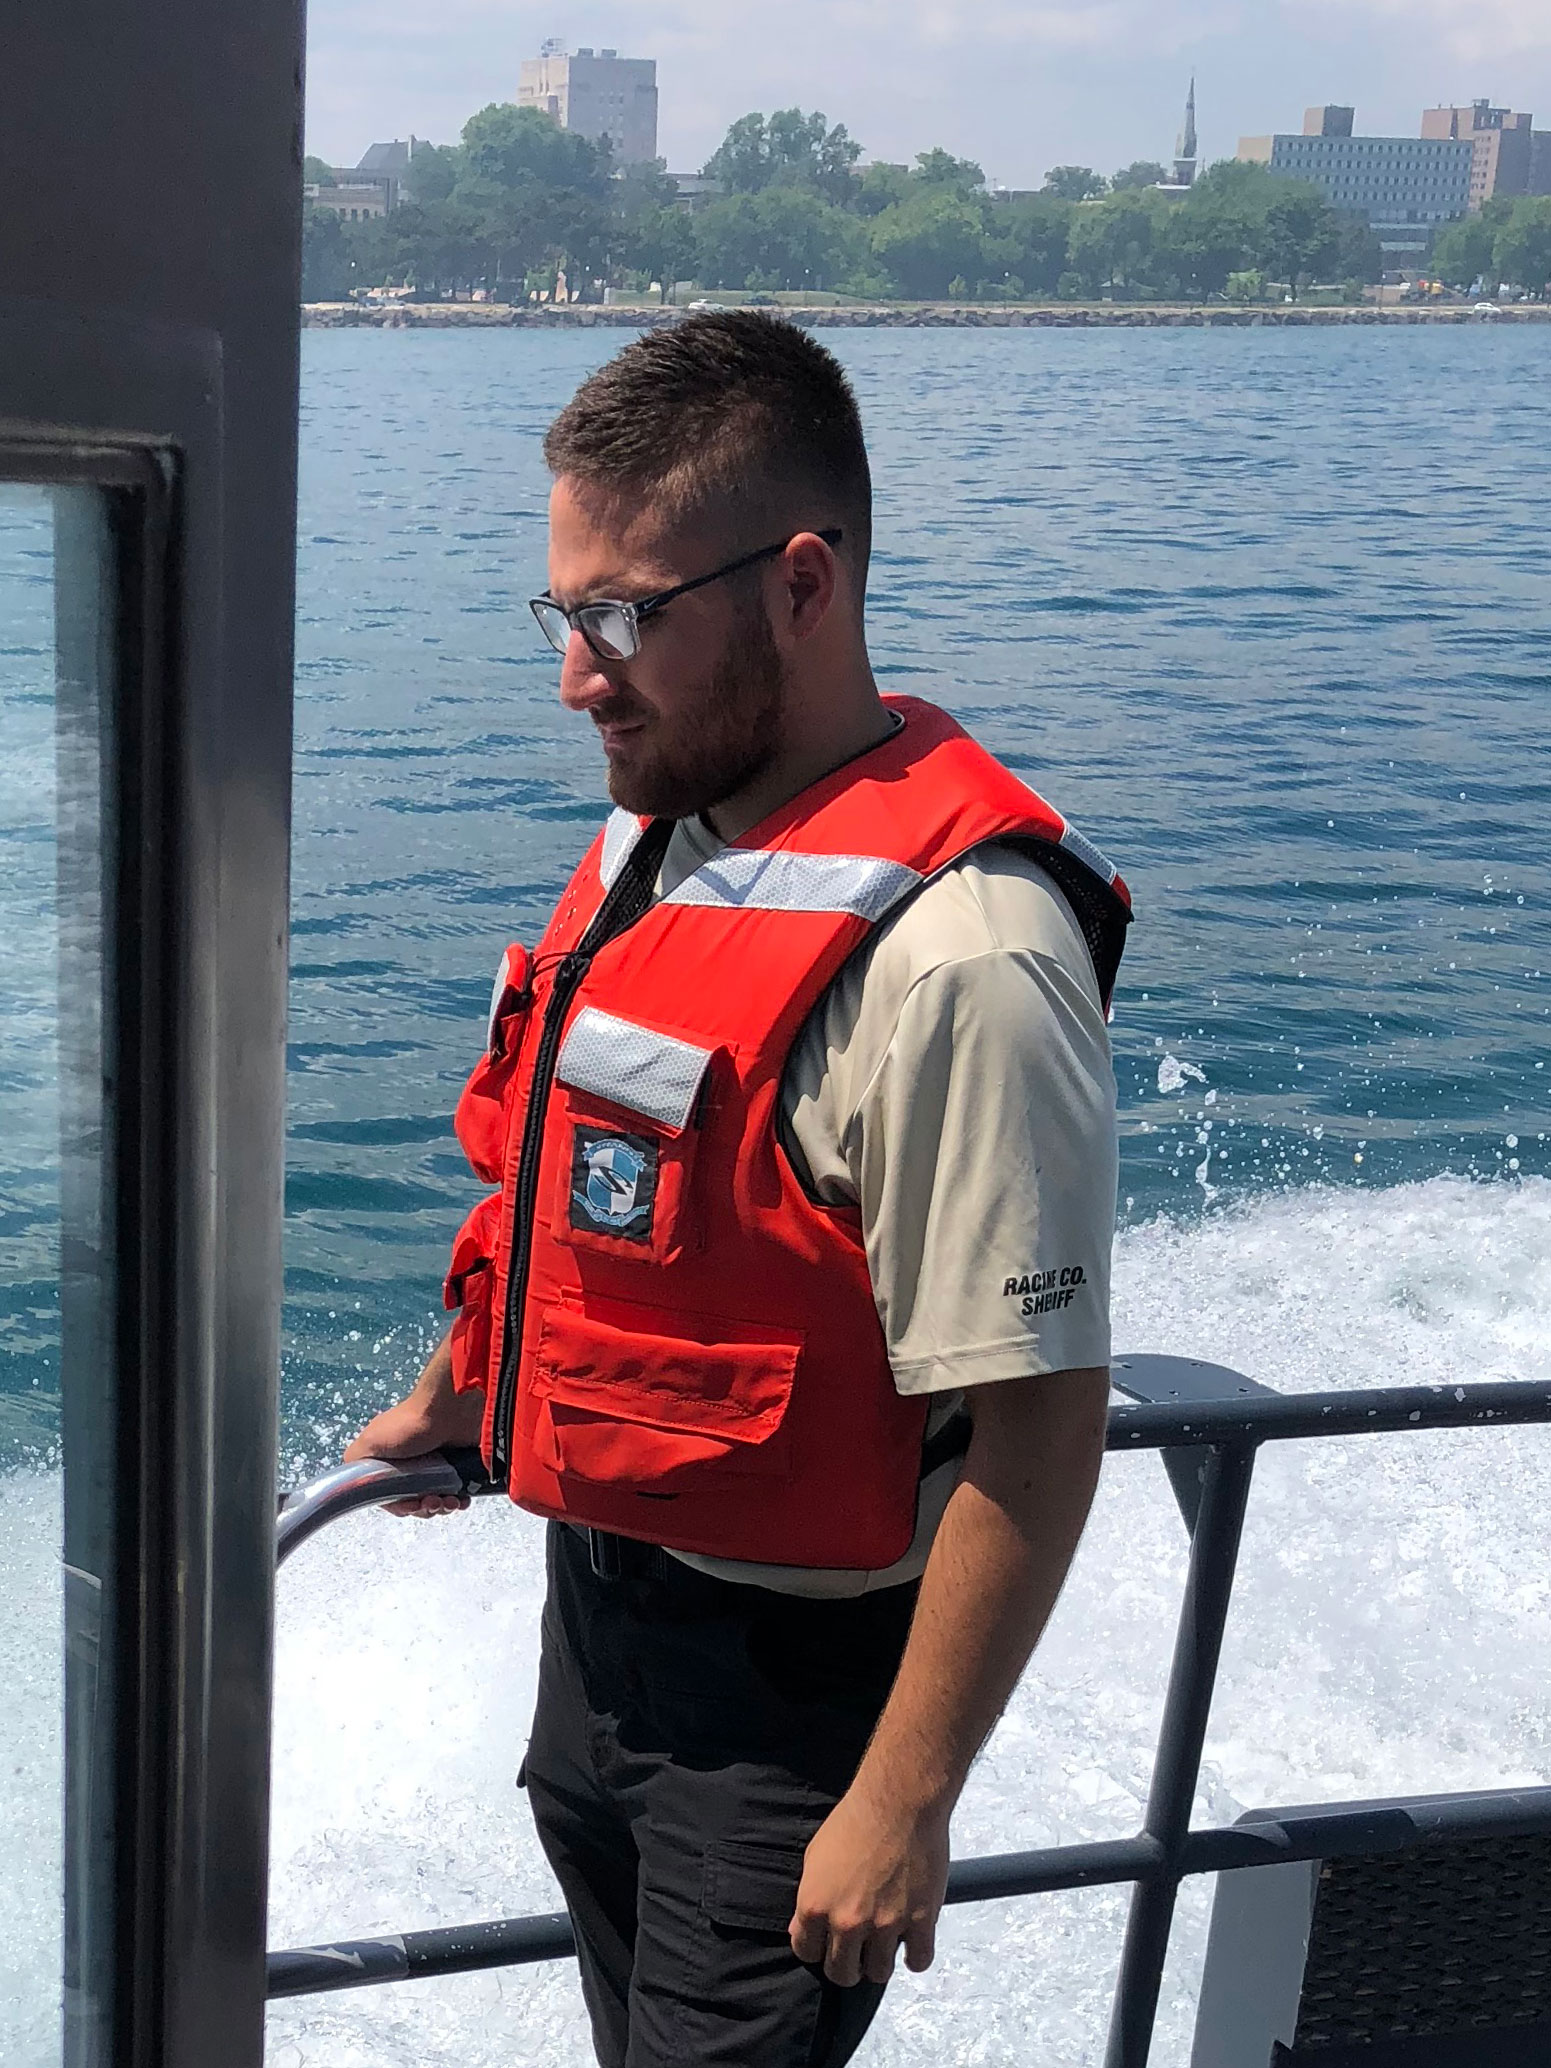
(309, 140), (425, 217)
(518, 44), (658, 166)
(1532, 131), (1551, 195)
(1305, 105), (1354, 140)
(667, 173), (722, 215)
(1238, 109), (1471, 257)
(1421, 102), (1534, 207)
(307, 180), (390, 222)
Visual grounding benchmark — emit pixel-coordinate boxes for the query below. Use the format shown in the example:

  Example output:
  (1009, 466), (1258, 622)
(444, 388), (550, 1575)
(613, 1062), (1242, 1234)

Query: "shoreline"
(302, 299), (1551, 330)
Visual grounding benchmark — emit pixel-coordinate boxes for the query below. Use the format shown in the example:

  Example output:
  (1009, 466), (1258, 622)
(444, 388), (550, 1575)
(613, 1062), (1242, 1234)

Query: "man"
(346, 311), (1128, 2067)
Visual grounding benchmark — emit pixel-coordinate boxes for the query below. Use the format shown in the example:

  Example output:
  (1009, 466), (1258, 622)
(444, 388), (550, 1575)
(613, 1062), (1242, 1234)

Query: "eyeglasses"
(529, 528), (843, 662)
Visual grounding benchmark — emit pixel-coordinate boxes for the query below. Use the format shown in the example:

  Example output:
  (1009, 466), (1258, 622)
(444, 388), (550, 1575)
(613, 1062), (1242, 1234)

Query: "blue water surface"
(4, 329), (1549, 1466)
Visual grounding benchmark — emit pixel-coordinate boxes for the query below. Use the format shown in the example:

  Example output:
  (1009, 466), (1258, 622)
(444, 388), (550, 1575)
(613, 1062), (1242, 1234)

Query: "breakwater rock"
(303, 300), (1551, 331)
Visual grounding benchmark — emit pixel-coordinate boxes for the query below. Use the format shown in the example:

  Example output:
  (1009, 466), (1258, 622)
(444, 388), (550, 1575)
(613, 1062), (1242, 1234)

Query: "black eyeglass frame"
(529, 527), (844, 661)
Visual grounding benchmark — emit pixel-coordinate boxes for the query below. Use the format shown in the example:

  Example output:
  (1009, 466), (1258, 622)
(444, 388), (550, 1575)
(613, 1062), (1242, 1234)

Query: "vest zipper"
(488, 820), (672, 1486)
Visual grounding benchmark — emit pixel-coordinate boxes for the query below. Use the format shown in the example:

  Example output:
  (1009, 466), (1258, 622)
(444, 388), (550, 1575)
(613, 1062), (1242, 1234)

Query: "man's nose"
(558, 630), (616, 712)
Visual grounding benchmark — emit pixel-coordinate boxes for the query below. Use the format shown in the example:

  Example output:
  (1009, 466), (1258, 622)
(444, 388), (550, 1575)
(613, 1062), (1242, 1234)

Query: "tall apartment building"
(1238, 107), (1471, 256)
(518, 44), (658, 166)
(1532, 132), (1551, 196)
(1422, 101), (1534, 206)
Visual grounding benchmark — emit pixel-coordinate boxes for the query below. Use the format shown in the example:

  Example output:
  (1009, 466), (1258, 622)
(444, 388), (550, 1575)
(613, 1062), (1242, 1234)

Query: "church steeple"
(1173, 76), (1199, 186)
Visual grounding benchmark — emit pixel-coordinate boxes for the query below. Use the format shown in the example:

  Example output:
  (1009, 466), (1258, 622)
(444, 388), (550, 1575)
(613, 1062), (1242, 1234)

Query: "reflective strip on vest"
(1058, 820), (1119, 888)
(485, 950), (512, 1049)
(661, 849), (923, 921)
(556, 1006), (715, 1132)
(598, 807), (646, 891)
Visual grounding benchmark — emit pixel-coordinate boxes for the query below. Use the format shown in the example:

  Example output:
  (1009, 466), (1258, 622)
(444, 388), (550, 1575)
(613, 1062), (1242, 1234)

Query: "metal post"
(1104, 1441), (1257, 2068)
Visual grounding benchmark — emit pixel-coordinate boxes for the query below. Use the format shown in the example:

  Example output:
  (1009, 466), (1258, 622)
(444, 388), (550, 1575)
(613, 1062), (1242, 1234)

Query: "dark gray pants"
(523, 1522), (918, 2068)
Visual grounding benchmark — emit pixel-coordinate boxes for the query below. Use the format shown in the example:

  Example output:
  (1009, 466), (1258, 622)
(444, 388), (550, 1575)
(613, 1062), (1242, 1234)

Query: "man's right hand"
(343, 1331), (487, 1518)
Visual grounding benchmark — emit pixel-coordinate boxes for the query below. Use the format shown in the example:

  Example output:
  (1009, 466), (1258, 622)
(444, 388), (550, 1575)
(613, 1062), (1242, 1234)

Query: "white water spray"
(5, 1177), (1550, 2066)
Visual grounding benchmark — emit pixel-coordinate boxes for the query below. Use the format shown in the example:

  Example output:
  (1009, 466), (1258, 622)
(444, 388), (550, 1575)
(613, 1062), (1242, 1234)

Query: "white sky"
(305, 0), (1551, 186)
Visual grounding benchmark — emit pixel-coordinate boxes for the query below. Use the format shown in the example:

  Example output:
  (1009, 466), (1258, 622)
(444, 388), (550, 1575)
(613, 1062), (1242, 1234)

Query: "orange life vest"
(443, 695), (1131, 1568)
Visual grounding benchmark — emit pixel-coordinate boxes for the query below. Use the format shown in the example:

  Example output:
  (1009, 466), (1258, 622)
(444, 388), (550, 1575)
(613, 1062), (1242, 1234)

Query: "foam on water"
(260, 1173), (1550, 2066)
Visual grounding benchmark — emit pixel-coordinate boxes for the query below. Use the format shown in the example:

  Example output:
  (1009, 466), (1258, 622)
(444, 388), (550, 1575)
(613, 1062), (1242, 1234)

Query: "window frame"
(1, 421), (186, 2065)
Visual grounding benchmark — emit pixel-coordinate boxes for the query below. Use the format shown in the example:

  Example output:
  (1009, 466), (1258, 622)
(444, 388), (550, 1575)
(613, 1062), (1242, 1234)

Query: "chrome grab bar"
(276, 1446), (497, 1567)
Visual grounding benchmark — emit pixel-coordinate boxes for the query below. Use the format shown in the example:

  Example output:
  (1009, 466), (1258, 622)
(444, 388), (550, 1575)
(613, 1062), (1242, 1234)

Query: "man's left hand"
(788, 1784), (950, 1986)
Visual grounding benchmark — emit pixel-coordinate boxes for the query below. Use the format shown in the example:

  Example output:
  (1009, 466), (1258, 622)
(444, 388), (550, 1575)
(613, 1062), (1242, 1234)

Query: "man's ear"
(781, 530), (839, 642)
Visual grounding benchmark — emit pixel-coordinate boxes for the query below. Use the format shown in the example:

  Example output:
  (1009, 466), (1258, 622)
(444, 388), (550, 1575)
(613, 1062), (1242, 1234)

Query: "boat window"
(0, 477), (124, 2063)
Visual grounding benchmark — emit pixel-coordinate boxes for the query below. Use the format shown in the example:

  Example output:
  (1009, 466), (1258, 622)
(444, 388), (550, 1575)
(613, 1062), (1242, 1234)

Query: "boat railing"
(269, 1355), (1551, 2067)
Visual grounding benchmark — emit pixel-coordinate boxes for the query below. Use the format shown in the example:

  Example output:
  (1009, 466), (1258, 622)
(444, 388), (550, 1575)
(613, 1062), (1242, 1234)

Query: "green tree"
(300, 203), (352, 298)
(1153, 159), (1346, 301)
(454, 103), (614, 297)
(1431, 212), (1496, 287)
(770, 107), (862, 201)
(1066, 189), (1163, 295)
(913, 147), (986, 196)
(1493, 197), (1551, 290)
(702, 110), (861, 205)
(629, 204), (699, 300)
(393, 197), (499, 295)
(1110, 160), (1168, 191)
(614, 159), (678, 221)
(1043, 165), (1108, 201)
(854, 163), (913, 217)
(460, 101), (611, 195)
(1151, 166), (1260, 298)
(703, 113), (770, 193)
(869, 188), (990, 298)
(692, 187), (859, 292)
(612, 162), (691, 298)
(402, 142), (458, 205)
(303, 155), (337, 188)
(983, 195), (1075, 296)
(1260, 185), (1340, 295)
(1330, 210), (1383, 287)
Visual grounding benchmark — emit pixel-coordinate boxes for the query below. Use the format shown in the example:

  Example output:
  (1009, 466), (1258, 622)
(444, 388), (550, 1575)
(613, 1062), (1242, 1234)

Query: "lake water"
(4, 326), (1551, 2065)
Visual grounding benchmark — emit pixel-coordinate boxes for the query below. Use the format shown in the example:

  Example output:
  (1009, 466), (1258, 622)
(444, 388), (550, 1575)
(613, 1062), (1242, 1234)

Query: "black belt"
(569, 1410), (971, 1585)
(566, 1523), (677, 1583)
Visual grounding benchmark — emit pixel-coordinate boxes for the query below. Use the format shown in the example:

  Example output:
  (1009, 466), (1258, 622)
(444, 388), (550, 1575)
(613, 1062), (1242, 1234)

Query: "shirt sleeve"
(845, 943), (1117, 1396)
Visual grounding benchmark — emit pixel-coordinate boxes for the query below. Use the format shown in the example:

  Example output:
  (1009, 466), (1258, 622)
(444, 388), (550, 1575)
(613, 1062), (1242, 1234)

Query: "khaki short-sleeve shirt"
(652, 818), (1118, 1597)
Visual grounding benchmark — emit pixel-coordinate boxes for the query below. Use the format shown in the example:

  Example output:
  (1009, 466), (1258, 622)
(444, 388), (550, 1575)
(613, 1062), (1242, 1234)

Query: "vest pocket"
(529, 1301), (801, 1492)
(443, 1191), (502, 1394)
(552, 1009), (719, 1266)
(551, 1084), (705, 1265)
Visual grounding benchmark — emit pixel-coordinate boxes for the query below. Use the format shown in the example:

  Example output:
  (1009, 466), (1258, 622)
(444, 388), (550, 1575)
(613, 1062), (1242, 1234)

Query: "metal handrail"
(268, 1358), (1551, 2065)
(276, 1445), (496, 1567)
(1107, 1377), (1551, 1447)
(265, 1786), (1551, 2000)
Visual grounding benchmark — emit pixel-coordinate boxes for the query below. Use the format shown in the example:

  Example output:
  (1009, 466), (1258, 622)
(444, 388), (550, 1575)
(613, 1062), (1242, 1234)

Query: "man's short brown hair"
(543, 311), (872, 575)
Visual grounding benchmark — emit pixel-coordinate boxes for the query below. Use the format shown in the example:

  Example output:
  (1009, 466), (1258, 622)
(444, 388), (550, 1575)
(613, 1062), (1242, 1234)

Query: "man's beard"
(601, 600), (785, 821)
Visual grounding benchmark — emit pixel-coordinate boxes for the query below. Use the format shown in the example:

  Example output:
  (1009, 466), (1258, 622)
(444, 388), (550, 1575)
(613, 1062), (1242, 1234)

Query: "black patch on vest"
(569, 1126), (658, 1243)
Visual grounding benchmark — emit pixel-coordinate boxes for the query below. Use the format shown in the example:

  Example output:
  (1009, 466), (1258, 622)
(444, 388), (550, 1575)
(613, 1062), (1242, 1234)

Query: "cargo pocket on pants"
(702, 1839), (807, 1939)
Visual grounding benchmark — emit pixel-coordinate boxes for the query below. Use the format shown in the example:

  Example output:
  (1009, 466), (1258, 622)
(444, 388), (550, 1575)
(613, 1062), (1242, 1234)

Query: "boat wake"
(4, 1174), (1549, 2065)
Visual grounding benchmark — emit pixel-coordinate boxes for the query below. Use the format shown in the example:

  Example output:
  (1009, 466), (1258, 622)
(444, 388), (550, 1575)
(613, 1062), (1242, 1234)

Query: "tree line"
(1431, 195), (1551, 294)
(303, 103), (1396, 306)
